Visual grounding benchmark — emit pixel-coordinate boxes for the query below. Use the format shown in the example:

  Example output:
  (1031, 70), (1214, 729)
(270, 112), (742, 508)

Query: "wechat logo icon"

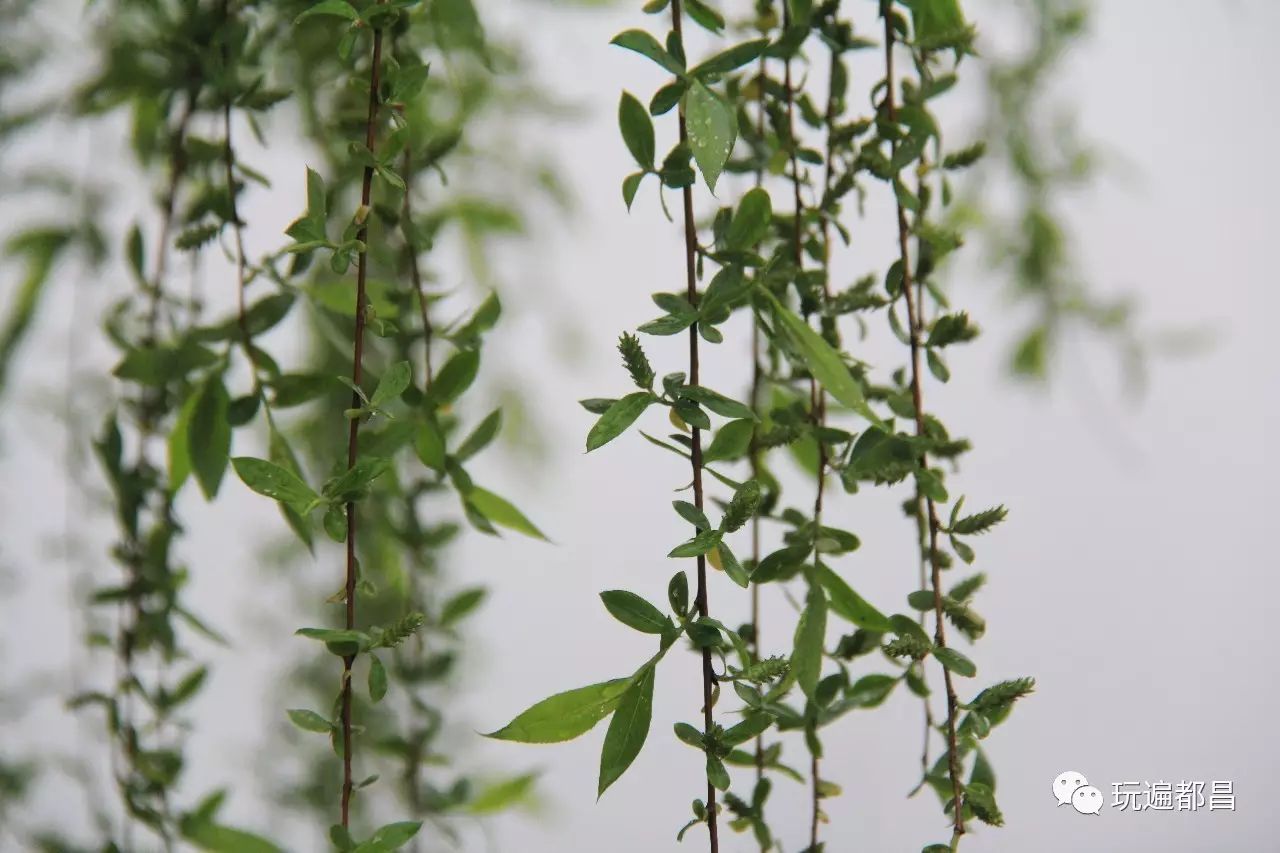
(1054, 770), (1103, 815)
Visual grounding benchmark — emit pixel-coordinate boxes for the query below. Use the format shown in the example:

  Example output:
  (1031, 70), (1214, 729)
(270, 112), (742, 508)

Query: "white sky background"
(1, 1), (1277, 852)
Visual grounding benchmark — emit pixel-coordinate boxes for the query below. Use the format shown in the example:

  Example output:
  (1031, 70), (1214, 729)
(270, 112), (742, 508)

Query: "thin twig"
(882, 8), (965, 844)
(402, 149), (433, 389)
(341, 11), (386, 829)
(670, 1), (719, 850)
(748, 1), (770, 815)
(780, 4), (825, 845)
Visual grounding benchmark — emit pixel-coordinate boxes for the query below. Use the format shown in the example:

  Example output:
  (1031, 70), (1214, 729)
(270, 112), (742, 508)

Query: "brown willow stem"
(748, 1), (770, 808)
(114, 89), (195, 852)
(341, 15), (386, 829)
(402, 149), (434, 389)
(882, 9), (964, 844)
(670, 2), (718, 850)
(219, 0), (261, 401)
(144, 95), (195, 344)
(911, 149), (936, 789)
(781, 5), (824, 846)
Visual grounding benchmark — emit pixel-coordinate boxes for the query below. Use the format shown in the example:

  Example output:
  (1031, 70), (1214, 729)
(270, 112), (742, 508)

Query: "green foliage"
(0, 0), (1125, 846)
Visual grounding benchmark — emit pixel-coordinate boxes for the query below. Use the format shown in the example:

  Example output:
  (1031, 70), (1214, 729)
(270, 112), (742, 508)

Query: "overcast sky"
(2, 1), (1277, 852)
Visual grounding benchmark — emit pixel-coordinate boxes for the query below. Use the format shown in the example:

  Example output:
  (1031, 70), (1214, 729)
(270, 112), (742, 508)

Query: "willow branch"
(883, 9), (965, 844)
(401, 149), (433, 389)
(748, 1), (770, 809)
(341, 13), (386, 829)
(670, 1), (719, 850)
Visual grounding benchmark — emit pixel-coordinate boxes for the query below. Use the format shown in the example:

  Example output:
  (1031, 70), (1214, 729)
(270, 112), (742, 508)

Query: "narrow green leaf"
(232, 457), (319, 514)
(369, 360), (411, 409)
(678, 385), (755, 420)
(368, 655), (387, 703)
(440, 587), (486, 627)
(765, 292), (885, 427)
(791, 582), (827, 698)
(703, 418), (754, 463)
(619, 91), (656, 169)
(600, 590), (669, 634)
(466, 774), (538, 815)
(817, 566), (892, 632)
(456, 408), (502, 461)
(725, 187), (772, 250)
(426, 349), (479, 407)
(485, 678), (631, 743)
(413, 419), (446, 471)
(611, 29), (684, 75)
(181, 823), (283, 853)
(295, 0), (359, 23)
(933, 646), (977, 677)
(352, 821), (422, 853)
(287, 709), (334, 733)
(467, 486), (548, 540)
(586, 392), (653, 451)
(598, 666), (655, 796)
(690, 39), (769, 78)
(684, 81), (736, 192)
(189, 376), (231, 500)
(668, 528), (722, 558)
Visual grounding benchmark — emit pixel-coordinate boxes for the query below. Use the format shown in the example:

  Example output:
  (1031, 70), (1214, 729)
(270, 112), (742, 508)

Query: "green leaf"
(722, 712), (772, 747)
(668, 528), (722, 558)
(295, 0), (359, 24)
(413, 419), (446, 471)
(428, 0), (486, 54)
(182, 823), (283, 853)
(168, 390), (198, 493)
(598, 665), (655, 796)
(352, 822), (422, 853)
(668, 571), (689, 616)
(324, 457), (391, 502)
(791, 582), (827, 699)
(622, 172), (645, 210)
(685, 0), (725, 31)
(232, 457), (319, 514)
(486, 678), (631, 743)
(369, 361), (411, 409)
(586, 392), (654, 452)
(619, 92), (656, 169)
(113, 340), (218, 386)
(765, 292), (884, 427)
(610, 29), (684, 75)
(933, 646), (977, 677)
(706, 754), (730, 791)
(600, 591), (669, 634)
(189, 377), (231, 500)
(703, 418), (754, 463)
(678, 386), (756, 420)
(440, 587), (486, 627)
(725, 187), (772, 250)
(684, 81), (737, 192)
(906, 0), (968, 45)
(817, 566), (892, 632)
(672, 500), (711, 529)
(296, 627), (369, 656)
(847, 673), (897, 708)
(690, 39), (769, 78)
(287, 709), (334, 733)
(368, 655), (387, 703)
(456, 408), (502, 461)
(467, 486), (547, 540)
(466, 774), (537, 815)
(426, 349), (480, 407)
(323, 503), (347, 543)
